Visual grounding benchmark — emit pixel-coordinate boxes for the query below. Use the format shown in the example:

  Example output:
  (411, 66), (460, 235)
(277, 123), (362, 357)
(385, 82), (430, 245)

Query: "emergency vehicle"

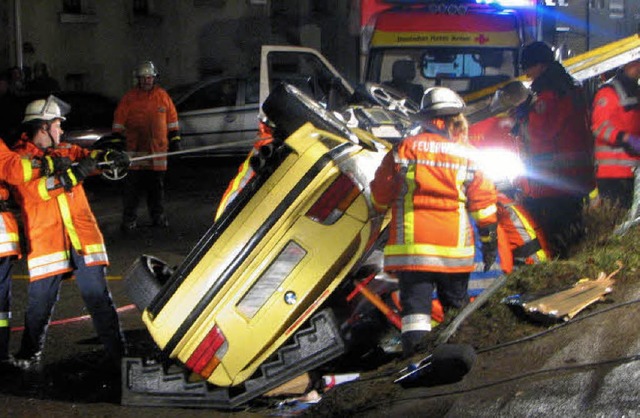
(358, 0), (549, 100)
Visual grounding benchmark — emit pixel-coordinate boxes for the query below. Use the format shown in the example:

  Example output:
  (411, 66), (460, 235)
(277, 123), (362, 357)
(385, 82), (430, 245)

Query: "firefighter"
(0, 137), (73, 370)
(112, 61), (180, 232)
(370, 87), (498, 357)
(513, 41), (595, 259)
(591, 58), (640, 209)
(215, 118), (275, 220)
(11, 96), (128, 371)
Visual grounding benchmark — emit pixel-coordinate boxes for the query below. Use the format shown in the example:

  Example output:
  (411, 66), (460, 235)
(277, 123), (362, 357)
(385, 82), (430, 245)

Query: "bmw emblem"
(284, 291), (297, 305)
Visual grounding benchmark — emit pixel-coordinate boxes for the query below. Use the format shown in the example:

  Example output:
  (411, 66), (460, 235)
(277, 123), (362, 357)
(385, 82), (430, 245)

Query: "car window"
(178, 79), (239, 112)
(245, 76), (259, 105)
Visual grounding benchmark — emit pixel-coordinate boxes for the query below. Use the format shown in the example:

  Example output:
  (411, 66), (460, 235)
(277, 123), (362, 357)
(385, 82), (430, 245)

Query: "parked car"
(168, 76), (261, 156)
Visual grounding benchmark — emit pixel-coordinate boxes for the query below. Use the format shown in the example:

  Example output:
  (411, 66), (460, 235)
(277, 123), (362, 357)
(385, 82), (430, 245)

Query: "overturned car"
(120, 45), (541, 409)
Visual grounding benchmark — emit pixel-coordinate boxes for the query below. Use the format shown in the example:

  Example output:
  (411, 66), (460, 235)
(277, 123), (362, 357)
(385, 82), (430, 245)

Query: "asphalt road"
(1, 156), (267, 417)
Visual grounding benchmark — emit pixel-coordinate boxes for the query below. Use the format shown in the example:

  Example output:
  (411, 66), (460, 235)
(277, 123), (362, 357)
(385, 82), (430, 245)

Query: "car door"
(176, 77), (259, 156)
(259, 45), (355, 119)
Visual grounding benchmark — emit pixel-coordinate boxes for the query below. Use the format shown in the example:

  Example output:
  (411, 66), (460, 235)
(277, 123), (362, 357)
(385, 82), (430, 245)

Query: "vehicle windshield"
(366, 47), (517, 98)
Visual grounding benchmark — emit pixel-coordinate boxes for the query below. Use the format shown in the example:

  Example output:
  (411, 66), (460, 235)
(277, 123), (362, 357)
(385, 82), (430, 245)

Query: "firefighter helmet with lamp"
(22, 95), (70, 123)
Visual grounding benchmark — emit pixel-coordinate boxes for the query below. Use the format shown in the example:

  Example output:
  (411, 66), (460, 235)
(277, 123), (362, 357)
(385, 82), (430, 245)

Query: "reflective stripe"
(0, 242), (19, 254)
(39, 177), (54, 200)
(167, 121), (179, 130)
(112, 123), (125, 131)
(470, 203), (497, 222)
(385, 253), (474, 269)
(385, 242), (475, 258)
(57, 194), (82, 250)
(508, 205), (547, 263)
(609, 79), (639, 107)
(28, 251), (70, 271)
(216, 157), (254, 220)
(84, 243), (109, 265)
(0, 310), (10, 327)
(402, 314), (431, 333)
(21, 158), (33, 182)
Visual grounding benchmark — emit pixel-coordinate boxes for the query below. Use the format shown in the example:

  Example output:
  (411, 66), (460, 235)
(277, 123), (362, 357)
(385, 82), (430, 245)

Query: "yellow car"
(122, 79), (396, 408)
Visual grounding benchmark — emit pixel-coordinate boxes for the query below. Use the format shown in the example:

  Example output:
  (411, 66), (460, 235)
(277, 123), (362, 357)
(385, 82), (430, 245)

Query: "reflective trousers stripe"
(402, 313), (431, 333)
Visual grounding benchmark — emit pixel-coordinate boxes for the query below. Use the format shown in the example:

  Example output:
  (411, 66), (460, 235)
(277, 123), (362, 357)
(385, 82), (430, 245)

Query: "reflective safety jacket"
(591, 73), (640, 179)
(112, 86), (179, 172)
(497, 193), (550, 265)
(0, 139), (41, 258)
(11, 138), (108, 281)
(370, 130), (498, 274)
(515, 62), (595, 199)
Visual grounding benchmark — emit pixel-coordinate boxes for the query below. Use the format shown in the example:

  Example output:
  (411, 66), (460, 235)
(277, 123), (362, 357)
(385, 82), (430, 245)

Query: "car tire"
(124, 255), (174, 311)
(262, 82), (355, 141)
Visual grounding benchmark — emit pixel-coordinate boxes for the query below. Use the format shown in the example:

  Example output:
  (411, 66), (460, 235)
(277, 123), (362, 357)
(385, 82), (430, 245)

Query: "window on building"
(609, 0), (624, 18)
(63, 0), (82, 14)
(133, 0), (150, 16)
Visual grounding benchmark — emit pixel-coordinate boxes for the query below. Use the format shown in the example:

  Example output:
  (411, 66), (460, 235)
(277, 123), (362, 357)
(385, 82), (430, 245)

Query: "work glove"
(39, 155), (72, 176)
(624, 134), (640, 155)
(479, 223), (498, 273)
(91, 149), (131, 170)
(60, 158), (97, 191)
(168, 134), (182, 153)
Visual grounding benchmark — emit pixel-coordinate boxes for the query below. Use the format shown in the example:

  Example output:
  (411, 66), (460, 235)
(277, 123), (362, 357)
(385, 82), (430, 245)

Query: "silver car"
(169, 75), (261, 156)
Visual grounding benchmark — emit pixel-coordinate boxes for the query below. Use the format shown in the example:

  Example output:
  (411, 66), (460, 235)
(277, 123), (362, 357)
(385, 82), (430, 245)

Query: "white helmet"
(22, 95), (69, 123)
(420, 87), (466, 117)
(136, 61), (158, 77)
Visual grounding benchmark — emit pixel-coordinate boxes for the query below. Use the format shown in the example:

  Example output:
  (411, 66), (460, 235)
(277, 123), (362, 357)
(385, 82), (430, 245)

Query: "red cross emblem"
(475, 34), (489, 45)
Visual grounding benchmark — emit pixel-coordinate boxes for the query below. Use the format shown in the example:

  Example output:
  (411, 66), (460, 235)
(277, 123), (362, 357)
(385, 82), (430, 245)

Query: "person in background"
(27, 62), (61, 94)
(10, 96), (129, 371)
(112, 61), (181, 232)
(370, 87), (498, 358)
(591, 58), (640, 209)
(512, 41), (595, 259)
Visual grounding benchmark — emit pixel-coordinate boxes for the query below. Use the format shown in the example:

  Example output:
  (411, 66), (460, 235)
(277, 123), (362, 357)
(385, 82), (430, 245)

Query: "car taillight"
(185, 325), (228, 378)
(306, 174), (359, 225)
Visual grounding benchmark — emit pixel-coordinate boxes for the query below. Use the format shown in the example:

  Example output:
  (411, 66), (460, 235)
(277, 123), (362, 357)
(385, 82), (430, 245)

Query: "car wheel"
(362, 82), (421, 118)
(262, 82), (356, 142)
(124, 255), (174, 311)
(91, 135), (128, 181)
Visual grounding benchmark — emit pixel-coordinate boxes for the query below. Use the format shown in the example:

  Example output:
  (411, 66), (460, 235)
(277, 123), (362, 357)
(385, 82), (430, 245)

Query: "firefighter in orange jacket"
(11, 96), (128, 371)
(513, 42), (595, 259)
(591, 58), (640, 209)
(0, 136), (73, 369)
(215, 119), (275, 220)
(112, 61), (180, 231)
(370, 87), (498, 357)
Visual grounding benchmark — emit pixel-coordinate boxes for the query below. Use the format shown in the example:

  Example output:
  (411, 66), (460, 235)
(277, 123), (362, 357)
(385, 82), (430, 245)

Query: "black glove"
(168, 134), (182, 152)
(103, 149), (131, 170)
(90, 149), (131, 170)
(39, 155), (72, 176)
(479, 224), (498, 273)
(60, 158), (97, 190)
